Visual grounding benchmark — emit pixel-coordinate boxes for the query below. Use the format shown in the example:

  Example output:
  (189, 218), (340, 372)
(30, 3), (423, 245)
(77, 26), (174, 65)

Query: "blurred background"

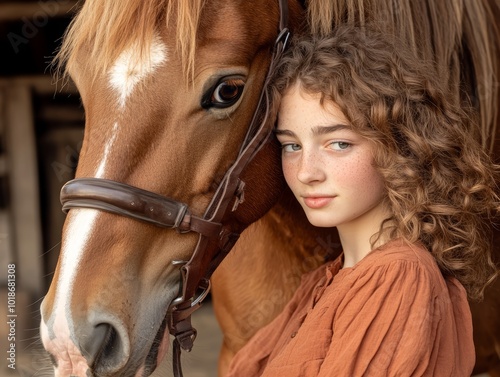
(0, 2), (497, 377)
(0, 1), (221, 376)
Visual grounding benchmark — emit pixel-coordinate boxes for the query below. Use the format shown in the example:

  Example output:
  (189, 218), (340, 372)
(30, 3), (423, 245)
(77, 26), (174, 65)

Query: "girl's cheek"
(281, 160), (296, 185)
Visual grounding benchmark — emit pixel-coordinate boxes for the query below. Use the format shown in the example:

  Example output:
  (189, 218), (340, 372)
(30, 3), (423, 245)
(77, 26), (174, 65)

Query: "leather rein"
(60, 1), (290, 375)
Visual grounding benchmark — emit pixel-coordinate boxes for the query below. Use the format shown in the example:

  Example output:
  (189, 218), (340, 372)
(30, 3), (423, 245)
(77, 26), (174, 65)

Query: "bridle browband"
(60, 1), (290, 376)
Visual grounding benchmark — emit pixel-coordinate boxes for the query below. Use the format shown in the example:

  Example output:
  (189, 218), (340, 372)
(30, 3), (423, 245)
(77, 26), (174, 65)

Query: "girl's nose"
(296, 151), (326, 184)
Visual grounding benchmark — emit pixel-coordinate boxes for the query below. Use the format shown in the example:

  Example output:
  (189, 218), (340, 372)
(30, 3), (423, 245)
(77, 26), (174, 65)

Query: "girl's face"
(276, 85), (388, 235)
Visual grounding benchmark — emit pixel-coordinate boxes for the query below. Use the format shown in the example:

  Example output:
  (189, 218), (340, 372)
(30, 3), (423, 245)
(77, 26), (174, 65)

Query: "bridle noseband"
(59, 1), (290, 375)
(61, 178), (223, 237)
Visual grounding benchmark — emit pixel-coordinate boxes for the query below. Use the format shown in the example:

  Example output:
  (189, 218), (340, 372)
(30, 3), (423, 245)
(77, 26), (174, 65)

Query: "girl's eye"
(282, 143), (301, 153)
(330, 141), (351, 151)
(202, 76), (246, 109)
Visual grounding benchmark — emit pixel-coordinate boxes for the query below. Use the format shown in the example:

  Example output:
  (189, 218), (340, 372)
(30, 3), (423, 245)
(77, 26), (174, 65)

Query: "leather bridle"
(60, 0), (290, 375)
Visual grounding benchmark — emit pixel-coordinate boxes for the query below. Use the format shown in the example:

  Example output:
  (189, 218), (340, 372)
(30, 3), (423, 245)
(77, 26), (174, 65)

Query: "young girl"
(226, 26), (499, 376)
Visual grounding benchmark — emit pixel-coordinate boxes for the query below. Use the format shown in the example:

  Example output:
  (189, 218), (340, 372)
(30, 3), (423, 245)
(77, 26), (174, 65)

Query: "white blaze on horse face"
(56, 210), (97, 311)
(95, 122), (119, 178)
(40, 209), (98, 375)
(109, 35), (168, 108)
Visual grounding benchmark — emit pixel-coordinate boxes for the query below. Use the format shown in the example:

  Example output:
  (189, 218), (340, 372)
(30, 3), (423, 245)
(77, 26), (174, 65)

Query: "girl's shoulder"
(341, 239), (458, 298)
(360, 239), (440, 274)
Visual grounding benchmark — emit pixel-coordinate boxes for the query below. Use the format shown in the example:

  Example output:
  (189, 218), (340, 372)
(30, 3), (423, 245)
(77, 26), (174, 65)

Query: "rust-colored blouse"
(226, 240), (474, 376)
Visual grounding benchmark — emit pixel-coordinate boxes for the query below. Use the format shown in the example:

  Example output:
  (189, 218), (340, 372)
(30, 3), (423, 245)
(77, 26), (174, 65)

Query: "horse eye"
(202, 77), (245, 109)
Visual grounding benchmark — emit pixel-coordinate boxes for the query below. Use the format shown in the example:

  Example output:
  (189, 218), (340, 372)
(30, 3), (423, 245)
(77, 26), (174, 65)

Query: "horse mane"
(307, 0), (499, 151)
(56, 0), (498, 150)
(55, 0), (205, 81)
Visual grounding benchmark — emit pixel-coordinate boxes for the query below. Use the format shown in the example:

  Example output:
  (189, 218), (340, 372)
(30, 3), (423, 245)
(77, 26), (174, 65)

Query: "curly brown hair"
(269, 26), (500, 300)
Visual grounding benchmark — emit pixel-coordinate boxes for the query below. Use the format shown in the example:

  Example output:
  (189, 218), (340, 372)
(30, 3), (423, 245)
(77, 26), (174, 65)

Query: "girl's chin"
(304, 214), (338, 228)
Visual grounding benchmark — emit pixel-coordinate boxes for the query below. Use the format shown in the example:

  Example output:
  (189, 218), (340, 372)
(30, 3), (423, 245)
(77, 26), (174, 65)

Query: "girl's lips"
(302, 196), (335, 209)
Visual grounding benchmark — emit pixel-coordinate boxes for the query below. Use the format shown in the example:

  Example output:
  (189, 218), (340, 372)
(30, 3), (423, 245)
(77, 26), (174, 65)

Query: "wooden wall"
(0, 3), (82, 373)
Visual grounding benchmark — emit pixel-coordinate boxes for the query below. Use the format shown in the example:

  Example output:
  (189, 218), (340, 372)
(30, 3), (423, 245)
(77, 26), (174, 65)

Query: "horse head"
(40, 1), (303, 376)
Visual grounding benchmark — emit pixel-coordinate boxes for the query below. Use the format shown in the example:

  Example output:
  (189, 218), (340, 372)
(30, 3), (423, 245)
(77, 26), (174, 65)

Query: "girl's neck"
(338, 201), (392, 268)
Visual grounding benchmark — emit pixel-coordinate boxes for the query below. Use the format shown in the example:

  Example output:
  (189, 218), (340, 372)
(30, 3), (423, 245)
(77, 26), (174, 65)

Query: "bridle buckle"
(276, 27), (291, 52)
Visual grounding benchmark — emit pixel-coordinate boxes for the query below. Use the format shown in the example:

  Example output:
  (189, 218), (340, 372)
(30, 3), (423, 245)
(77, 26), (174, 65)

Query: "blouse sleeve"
(317, 259), (474, 376)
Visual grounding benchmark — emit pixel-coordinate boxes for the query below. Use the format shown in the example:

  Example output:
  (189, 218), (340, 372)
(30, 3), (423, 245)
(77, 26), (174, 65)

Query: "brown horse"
(40, 1), (500, 376)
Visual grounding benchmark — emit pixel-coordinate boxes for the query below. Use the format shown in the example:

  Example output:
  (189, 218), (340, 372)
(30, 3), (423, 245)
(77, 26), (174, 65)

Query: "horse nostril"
(81, 323), (109, 365)
(79, 321), (129, 374)
(97, 324), (118, 361)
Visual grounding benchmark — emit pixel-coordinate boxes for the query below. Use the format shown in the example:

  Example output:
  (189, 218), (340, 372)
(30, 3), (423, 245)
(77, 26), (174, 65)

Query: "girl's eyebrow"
(274, 124), (350, 137)
(311, 124), (351, 136)
(274, 129), (295, 137)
